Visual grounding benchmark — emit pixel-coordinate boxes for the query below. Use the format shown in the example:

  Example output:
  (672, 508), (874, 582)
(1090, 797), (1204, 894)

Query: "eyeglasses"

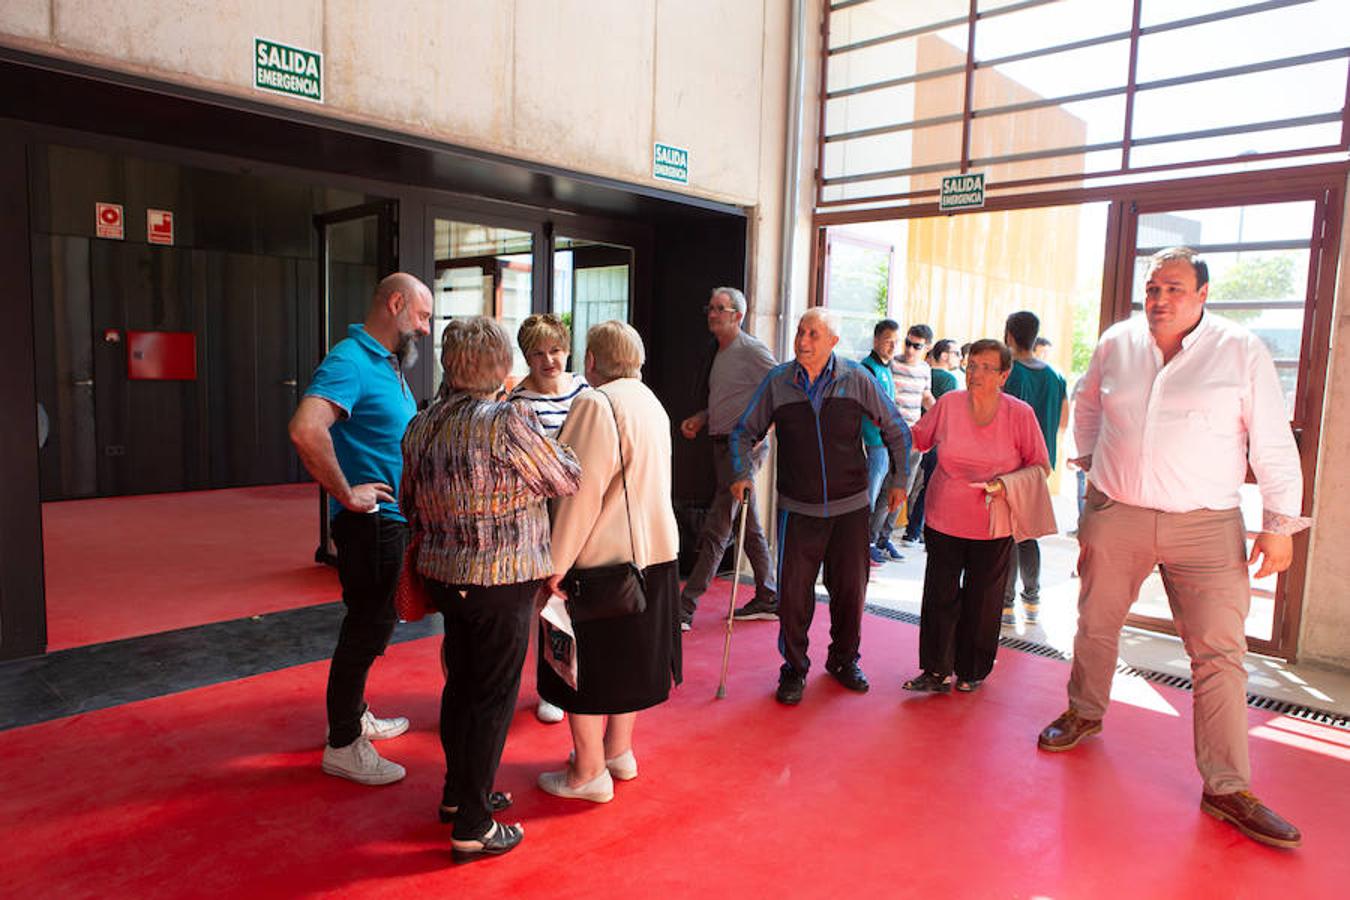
(967, 363), (1005, 375)
(703, 304), (737, 314)
(905, 340), (926, 350)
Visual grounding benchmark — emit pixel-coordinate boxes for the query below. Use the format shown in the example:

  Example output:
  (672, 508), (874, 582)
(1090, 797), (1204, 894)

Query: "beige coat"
(989, 465), (1058, 542)
(550, 378), (679, 574)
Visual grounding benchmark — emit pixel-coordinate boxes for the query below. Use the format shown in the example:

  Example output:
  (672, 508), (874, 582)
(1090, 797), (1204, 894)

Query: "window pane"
(826, 73), (964, 137)
(1132, 59), (1348, 140)
(971, 96), (1125, 170)
(975, 0), (1133, 61)
(553, 237), (633, 367)
(823, 118), (964, 183)
(829, 0), (968, 53)
(1139, 0), (1350, 56)
(825, 234), (892, 360)
(1129, 122), (1344, 169)
(432, 218), (533, 389)
(974, 41), (1130, 101)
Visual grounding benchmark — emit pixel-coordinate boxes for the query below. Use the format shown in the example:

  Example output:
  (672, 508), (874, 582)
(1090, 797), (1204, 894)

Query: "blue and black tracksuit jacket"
(730, 353), (912, 519)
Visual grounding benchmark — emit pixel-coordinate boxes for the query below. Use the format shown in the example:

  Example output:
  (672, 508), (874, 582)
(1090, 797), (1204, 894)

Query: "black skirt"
(538, 559), (682, 715)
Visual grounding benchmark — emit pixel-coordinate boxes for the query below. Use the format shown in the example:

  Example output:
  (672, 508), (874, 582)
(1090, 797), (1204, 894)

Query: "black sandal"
(451, 821), (524, 863)
(438, 791), (513, 823)
(955, 678), (984, 692)
(902, 671), (952, 693)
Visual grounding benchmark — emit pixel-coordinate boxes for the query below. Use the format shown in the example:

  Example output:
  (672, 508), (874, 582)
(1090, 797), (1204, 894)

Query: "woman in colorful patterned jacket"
(400, 315), (581, 863)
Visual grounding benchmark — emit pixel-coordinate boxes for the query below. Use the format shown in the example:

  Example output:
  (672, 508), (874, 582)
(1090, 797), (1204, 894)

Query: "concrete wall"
(0, 0), (796, 323)
(1299, 181), (1350, 667)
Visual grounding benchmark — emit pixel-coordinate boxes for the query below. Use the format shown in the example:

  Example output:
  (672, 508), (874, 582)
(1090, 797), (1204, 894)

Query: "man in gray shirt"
(678, 287), (778, 629)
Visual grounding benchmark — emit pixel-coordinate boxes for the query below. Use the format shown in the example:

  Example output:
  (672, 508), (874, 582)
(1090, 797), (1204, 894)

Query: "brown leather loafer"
(1037, 708), (1102, 752)
(1201, 791), (1302, 849)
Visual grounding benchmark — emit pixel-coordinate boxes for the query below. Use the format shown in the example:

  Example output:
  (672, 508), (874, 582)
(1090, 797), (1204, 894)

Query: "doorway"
(29, 141), (393, 650)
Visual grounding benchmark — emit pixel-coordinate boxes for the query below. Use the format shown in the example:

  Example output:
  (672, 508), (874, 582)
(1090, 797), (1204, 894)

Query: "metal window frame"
(818, 0), (1349, 209)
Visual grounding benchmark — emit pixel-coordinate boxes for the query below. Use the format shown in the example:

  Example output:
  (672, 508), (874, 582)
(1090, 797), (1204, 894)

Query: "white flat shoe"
(536, 700), (565, 724)
(567, 748), (638, 781)
(538, 767), (614, 803)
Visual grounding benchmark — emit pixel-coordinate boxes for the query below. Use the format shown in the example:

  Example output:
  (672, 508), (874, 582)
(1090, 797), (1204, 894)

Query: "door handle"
(281, 378), (298, 387)
(73, 378), (94, 387)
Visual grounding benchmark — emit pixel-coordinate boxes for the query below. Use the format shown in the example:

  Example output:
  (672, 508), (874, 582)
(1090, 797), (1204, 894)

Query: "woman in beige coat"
(536, 321), (681, 803)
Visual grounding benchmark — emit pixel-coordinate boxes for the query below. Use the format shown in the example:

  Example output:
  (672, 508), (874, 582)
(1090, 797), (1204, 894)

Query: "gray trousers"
(1069, 484), (1252, 794)
(681, 440), (776, 612)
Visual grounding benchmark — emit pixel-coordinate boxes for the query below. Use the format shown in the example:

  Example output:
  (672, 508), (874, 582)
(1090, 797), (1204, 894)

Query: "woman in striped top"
(509, 314), (590, 725)
(401, 316), (581, 862)
(510, 314), (590, 439)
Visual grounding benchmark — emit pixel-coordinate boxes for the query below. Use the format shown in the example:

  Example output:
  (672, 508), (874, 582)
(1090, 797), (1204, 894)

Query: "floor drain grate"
(856, 598), (1350, 731)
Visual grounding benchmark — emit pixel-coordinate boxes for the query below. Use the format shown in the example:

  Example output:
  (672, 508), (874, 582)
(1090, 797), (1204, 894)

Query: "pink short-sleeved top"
(910, 390), (1049, 541)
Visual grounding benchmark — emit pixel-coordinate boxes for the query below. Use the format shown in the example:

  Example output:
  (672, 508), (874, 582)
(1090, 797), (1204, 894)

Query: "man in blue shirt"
(289, 272), (433, 785)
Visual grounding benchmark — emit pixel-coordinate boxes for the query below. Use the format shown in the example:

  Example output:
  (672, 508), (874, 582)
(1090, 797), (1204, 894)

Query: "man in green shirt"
(1002, 311), (1067, 626)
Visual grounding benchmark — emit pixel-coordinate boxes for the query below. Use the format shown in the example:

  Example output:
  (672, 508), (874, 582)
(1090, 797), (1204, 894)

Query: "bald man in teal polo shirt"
(290, 272), (433, 786)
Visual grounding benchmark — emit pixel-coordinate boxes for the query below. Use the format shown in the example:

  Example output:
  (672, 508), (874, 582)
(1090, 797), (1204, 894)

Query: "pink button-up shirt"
(1074, 313), (1309, 534)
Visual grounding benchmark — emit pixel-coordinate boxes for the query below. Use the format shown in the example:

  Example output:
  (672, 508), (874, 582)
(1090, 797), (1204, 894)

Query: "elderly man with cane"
(730, 308), (911, 705)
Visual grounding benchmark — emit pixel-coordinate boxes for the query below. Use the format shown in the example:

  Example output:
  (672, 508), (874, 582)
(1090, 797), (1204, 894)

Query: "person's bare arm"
(288, 396), (394, 512)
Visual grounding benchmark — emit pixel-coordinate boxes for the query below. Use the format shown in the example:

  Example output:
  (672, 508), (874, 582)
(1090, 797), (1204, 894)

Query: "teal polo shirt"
(859, 351), (895, 448)
(304, 324), (417, 521)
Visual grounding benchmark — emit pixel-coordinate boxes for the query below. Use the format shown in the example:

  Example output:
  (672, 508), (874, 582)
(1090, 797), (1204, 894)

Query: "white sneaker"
(361, 709), (409, 741)
(322, 735), (406, 785)
(536, 700), (565, 724)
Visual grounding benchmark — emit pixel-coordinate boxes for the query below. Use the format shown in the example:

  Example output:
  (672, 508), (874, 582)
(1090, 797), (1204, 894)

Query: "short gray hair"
(587, 320), (646, 380)
(799, 306), (841, 338)
(440, 316), (513, 395)
(711, 287), (747, 316)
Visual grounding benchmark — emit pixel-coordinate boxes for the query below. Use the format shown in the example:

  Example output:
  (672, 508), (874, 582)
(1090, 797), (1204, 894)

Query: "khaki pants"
(1069, 485), (1252, 794)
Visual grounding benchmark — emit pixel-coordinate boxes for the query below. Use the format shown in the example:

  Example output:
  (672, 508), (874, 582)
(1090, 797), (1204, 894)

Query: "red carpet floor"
(2, 581), (1346, 899)
(41, 485), (340, 650)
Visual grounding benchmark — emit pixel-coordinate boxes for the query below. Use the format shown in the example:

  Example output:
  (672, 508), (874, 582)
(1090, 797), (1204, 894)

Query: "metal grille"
(858, 599), (1350, 731)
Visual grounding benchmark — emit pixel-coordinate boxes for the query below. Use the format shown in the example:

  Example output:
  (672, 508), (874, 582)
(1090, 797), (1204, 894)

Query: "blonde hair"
(516, 314), (571, 355)
(586, 320), (646, 381)
(440, 316), (513, 395)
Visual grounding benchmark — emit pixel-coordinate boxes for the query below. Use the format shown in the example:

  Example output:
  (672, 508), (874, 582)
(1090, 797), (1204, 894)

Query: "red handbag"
(394, 532), (433, 622)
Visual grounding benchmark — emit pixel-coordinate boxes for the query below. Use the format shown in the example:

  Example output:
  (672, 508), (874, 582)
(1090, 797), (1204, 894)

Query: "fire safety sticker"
(96, 202), (124, 240)
(147, 209), (174, 246)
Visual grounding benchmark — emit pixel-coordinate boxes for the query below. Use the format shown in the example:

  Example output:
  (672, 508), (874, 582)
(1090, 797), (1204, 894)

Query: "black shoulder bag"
(562, 389), (648, 623)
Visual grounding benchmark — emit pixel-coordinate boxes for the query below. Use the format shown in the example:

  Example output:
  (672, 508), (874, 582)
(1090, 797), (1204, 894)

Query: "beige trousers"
(1069, 484), (1252, 794)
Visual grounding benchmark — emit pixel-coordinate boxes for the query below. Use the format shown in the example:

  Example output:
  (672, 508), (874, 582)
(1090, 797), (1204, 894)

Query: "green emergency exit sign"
(939, 172), (986, 211)
(653, 143), (689, 184)
(254, 38), (323, 103)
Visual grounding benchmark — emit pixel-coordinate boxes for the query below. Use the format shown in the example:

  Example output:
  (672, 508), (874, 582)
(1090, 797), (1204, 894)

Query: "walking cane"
(715, 490), (751, 699)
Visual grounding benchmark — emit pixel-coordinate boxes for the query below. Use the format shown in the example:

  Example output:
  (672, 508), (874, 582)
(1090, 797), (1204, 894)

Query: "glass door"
(552, 236), (634, 364)
(1112, 193), (1332, 658)
(429, 215), (537, 390)
(312, 201), (396, 563)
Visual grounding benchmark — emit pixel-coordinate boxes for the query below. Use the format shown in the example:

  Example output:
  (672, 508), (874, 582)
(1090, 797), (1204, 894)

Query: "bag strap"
(595, 387), (640, 571)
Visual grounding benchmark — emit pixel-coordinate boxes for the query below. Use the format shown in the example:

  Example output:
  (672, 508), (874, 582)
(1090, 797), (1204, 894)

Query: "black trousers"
(1003, 538), (1042, 607)
(778, 505), (871, 676)
(434, 578), (539, 841)
(326, 511), (407, 748)
(918, 526), (1013, 681)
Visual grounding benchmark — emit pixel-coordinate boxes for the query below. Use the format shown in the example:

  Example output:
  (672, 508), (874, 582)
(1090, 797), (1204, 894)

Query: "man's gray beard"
(396, 333), (419, 371)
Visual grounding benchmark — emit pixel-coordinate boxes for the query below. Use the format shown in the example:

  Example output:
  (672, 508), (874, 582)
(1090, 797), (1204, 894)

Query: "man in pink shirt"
(1038, 247), (1310, 849)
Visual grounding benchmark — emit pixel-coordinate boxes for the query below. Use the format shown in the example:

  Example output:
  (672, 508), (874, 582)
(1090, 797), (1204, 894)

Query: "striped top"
(891, 360), (931, 426)
(401, 392), (582, 587)
(509, 374), (590, 438)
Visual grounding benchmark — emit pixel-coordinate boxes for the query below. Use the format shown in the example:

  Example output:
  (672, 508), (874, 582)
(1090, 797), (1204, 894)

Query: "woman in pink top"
(901, 339), (1048, 693)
